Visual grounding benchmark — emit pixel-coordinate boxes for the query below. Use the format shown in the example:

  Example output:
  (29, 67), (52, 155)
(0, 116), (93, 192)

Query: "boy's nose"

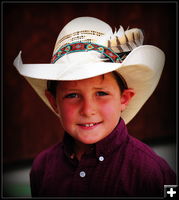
(80, 98), (97, 117)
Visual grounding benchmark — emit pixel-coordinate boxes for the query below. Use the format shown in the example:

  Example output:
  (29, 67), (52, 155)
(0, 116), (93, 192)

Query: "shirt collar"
(95, 118), (128, 157)
(62, 118), (128, 159)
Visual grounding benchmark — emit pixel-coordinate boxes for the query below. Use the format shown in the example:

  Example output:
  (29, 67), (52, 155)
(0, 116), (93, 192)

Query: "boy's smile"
(77, 121), (102, 128)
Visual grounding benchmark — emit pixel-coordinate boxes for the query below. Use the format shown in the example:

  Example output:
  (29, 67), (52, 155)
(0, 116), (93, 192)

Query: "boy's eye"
(96, 91), (108, 96)
(64, 93), (79, 98)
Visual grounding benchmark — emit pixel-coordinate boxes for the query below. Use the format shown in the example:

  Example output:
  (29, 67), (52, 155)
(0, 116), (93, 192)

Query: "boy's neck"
(74, 140), (93, 160)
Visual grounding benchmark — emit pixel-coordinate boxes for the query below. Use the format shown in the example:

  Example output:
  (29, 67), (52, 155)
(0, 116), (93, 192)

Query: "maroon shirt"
(30, 119), (176, 197)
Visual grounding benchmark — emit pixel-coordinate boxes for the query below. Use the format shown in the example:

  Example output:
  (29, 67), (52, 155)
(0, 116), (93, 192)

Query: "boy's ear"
(45, 90), (59, 114)
(120, 89), (135, 111)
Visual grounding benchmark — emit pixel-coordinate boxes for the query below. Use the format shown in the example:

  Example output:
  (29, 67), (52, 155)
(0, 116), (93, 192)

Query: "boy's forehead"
(57, 73), (115, 89)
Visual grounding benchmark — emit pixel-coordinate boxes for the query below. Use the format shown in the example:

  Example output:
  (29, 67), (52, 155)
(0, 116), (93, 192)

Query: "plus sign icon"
(164, 185), (178, 198)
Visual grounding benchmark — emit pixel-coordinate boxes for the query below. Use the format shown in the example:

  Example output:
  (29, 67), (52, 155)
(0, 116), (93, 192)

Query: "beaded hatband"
(51, 42), (130, 64)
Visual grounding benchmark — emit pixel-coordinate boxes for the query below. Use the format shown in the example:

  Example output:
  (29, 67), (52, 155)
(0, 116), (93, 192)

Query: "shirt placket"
(70, 153), (97, 196)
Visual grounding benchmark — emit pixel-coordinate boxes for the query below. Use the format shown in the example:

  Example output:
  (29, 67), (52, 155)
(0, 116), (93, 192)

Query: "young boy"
(13, 17), (176, 197)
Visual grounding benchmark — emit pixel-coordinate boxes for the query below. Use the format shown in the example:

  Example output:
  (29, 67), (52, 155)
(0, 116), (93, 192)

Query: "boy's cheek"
(57, 102), (75, 114)
(102, 105), (121, 118)
(58, 106), (76, 122)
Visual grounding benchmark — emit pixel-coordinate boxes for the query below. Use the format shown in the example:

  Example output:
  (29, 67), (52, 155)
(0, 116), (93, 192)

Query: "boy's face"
(46, 72), (134, 144)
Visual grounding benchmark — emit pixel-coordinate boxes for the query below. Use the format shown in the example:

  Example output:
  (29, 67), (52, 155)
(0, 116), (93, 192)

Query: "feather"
(97, 26), (144, 53)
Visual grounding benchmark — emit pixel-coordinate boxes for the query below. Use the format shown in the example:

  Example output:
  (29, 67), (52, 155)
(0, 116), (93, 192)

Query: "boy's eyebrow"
(60, 84), (109, 91)
(62, 87), (107, 91)
(93, 87), (104, 90)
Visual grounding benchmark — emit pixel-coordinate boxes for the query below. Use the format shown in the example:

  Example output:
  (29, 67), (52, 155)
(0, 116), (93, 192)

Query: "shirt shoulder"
(126, 135), (176, 184)
(31, 142), (63, 172)
(128, 136), (168, 166)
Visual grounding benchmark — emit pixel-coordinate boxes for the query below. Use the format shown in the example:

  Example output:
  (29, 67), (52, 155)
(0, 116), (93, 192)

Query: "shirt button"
(79, 171), (86, 178)
(99, 156), (104, 161)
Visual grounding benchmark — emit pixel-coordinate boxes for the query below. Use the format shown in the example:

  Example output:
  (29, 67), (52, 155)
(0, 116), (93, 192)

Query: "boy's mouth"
(78, 122), (102, 128)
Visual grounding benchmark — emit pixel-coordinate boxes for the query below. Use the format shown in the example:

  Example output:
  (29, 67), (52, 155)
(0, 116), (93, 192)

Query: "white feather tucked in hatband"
(97, 26), (144, 53)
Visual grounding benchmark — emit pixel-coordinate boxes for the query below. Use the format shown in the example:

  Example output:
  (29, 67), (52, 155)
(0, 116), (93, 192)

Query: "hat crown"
(53, 17), (113, 55)
(60, 17), (112, 36)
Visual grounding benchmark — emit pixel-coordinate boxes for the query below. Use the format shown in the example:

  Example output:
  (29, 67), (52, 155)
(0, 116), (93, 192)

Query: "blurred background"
(2, 2), (177, 197)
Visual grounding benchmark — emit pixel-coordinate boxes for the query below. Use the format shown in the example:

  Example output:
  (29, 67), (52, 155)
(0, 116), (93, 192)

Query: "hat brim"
(13, 45), (165, 124)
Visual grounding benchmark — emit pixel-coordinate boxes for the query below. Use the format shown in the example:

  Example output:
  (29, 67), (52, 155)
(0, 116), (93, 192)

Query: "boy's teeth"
(83, 123), (96, 127)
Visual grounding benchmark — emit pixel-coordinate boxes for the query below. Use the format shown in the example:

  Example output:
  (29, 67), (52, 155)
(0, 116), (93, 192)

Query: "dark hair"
(111, 71), (128, 93)
(47, 80), (58, 97)
(47, 72), (128, 97)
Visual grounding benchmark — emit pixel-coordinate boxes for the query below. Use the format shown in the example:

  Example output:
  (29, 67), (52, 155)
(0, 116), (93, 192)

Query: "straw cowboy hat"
(13, 16), (165, 124)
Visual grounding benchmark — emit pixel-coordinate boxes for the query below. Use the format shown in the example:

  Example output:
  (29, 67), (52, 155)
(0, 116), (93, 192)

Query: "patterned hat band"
(51, 42), (130, 64)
